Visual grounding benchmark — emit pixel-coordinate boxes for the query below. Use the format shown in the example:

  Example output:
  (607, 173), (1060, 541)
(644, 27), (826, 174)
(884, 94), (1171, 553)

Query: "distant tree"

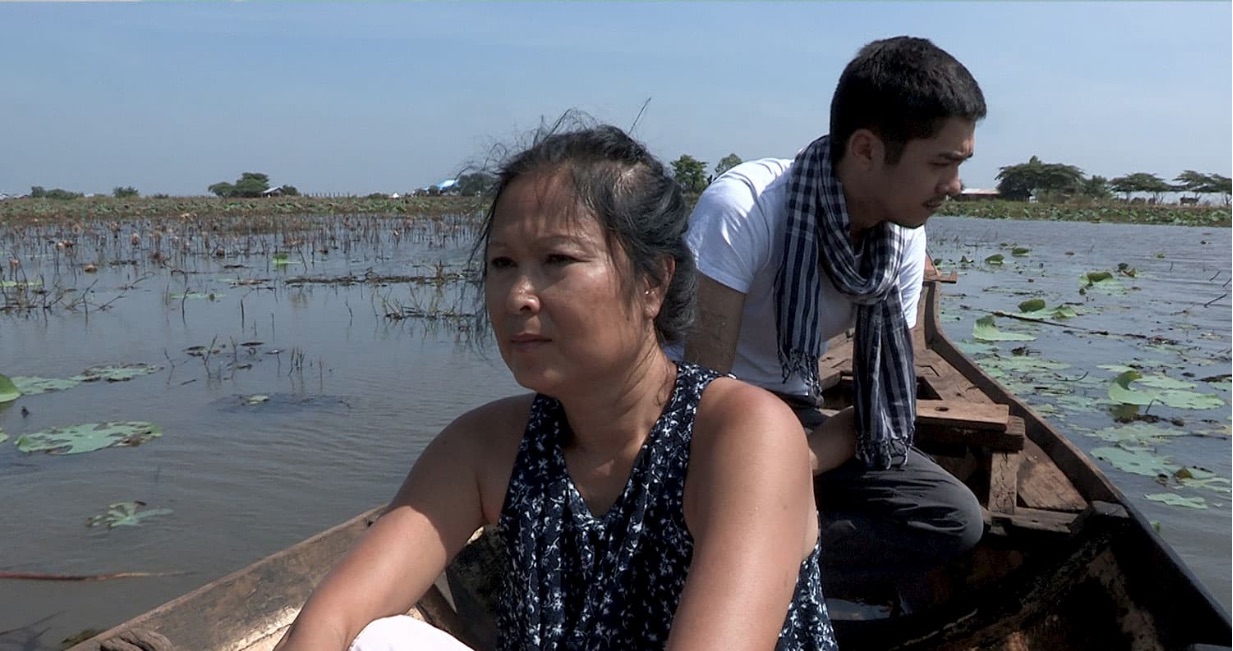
(714, 153), (743, 177)
(1079, 175), (1112, 200)
(233, 172), (271, 198)
(456, 172), (497, 196)
(279, 185), (300, 197)
(208, 182), (236, 198)
(1110, 172), (1172, 203)
(1205, 173), (1232, 206)
(113, 186), (140, 198)
(209, 172), (270, 198)
(43, 188), (83, 200)
(30, 186), (46, 198)
(995, 156), (1084, 201)
(670, 154), (708, 194)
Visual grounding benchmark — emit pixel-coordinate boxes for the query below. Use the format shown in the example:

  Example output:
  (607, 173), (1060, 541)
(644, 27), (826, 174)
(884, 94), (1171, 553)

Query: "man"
(679, 36), (986, 601)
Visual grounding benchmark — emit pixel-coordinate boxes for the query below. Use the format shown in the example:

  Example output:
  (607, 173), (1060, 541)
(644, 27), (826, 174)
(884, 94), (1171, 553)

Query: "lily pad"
(1092, 445), (1178, 478)
(75, 363), (161, 383)
(973, 315), (1036, 342)
(1144, 493), (1207, 509)
(15, 421), (162, 455)
(11, 376), (83, 395)
(0, 373), (19, 403)
(984, 254), (1005, 266)
(980, 355), (1070, 373)
(1154, 389), (1225, 410)
(1135, 375), (1196, 390)
(1088, 422), (1185, 445)
(1017, 298), (1047, 313)
(1107, 370), (1224, 410)
(1108, 371), (1156, 406)
(1011, 247), (1031, 257)
(1176, 468), (1233, 495)
(87, 501), (174, 529)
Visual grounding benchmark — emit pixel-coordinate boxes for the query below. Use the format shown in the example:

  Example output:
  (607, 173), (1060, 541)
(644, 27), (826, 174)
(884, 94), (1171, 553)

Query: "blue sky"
(1, 2), (1229, 196)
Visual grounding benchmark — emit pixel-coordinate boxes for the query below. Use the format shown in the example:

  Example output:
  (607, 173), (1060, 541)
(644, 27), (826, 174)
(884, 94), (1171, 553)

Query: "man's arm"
(683, 274), (746, 375)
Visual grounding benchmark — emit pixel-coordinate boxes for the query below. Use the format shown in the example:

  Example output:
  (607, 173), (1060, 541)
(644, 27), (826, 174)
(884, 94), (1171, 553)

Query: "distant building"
(261, 186), (285, 197)
(955, 188), (1001, 202)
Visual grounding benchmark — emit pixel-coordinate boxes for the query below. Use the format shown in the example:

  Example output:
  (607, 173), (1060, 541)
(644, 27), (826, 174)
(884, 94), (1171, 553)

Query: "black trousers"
(784, 396), (984, 595)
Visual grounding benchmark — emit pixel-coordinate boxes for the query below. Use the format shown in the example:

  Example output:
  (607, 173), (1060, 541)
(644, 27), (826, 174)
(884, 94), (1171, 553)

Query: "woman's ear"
(643, 257), (676, 319)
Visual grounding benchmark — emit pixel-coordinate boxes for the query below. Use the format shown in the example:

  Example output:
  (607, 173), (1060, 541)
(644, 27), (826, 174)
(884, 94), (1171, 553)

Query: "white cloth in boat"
(349, 615), (472, 651)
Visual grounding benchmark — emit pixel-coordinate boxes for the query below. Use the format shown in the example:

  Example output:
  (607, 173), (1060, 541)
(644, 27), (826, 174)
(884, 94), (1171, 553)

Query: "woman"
(276, 124), (837, 650)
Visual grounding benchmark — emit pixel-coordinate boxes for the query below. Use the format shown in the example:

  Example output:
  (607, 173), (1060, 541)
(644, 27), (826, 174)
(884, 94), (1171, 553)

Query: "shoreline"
(0, 195), (1228, 227)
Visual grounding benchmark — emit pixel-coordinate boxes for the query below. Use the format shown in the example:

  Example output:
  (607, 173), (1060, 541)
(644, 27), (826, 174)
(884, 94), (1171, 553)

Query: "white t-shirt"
(676, 158), (927, 397)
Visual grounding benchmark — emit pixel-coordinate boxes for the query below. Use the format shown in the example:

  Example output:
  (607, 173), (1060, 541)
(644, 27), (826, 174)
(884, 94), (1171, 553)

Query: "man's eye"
(488, 257), (514, 269)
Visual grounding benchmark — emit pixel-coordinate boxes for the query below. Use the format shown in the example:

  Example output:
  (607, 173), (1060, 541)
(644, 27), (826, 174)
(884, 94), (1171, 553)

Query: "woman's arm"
(275, 405), (506, 651)
(671, 379), (818, 651)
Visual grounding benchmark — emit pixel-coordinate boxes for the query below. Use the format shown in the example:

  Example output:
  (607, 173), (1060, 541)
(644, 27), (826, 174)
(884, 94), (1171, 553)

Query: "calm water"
(0, 214), (1228, 648)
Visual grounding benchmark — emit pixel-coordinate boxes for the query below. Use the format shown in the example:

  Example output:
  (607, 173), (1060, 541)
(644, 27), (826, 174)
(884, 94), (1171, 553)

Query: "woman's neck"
(557, 347), (678, 459)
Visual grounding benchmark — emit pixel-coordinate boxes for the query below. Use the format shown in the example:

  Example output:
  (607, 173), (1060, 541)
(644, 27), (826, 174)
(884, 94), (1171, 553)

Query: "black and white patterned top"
(495, 362), (837, 650)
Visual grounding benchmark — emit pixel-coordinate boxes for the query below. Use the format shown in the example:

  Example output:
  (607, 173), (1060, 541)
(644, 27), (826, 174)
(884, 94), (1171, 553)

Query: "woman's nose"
(506, 274), (540, 314)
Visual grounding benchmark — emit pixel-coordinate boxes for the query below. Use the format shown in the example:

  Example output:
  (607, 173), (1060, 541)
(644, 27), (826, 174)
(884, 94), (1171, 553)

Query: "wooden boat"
(68, 277), (1232, 651)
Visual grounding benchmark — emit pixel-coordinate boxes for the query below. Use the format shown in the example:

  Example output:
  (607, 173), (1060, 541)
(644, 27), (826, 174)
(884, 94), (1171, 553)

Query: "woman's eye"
(545, 253), (576, 265)
(488, 257), (514, 270)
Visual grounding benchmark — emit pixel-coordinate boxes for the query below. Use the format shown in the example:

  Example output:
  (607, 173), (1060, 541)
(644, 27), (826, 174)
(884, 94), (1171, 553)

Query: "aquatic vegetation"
(984, 254), (1004, 266)
(972, 315), (1036, 342)
(0, 373), (19, 403)
(1091, 445), (1178, 478)
(1108, 370), (1225, 410)
(0, 428), (7, 444)
(12, 376), (84, 395)
(86, 501), (174, 528)
(15, 421), (162, 455)
(1145, 493), (1208, 509)
(78, 363), (162, 383)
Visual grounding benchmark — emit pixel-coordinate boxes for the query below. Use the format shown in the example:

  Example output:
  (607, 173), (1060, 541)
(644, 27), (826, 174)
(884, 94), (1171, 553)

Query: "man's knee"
(930, 478), (984, 559)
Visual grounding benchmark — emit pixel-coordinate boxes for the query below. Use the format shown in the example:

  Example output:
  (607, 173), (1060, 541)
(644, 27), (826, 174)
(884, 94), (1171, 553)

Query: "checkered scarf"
(774, 135), (915, 469)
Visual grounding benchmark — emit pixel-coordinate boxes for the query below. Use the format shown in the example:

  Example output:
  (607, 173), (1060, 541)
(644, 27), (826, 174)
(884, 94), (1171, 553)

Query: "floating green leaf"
(1092, 445), (1178, 477)
(1011, 247), (1031, 256)
(11, 376), (82, 395)
(75, 363), (161, 383)
(980, 355), (1070, 373)
(972, 315), (1036, 342)
(0, 373), (19, 403)
(1088, 422), (1185, 444)
(1176, 468), (1232, 495)
(0, 428), (7, 444)
(15, 421), (162, 455)
(1154, 389), (1225, 410)
(1108, 371), (1155, 406)
(1144, 493), (1207, 509)
(1084, 271), (1114, 284)
(1135, 375), (1196, 390)
(87, 501), (174, 529)
(984, 254), (1004, 266)
(1017, 298), (1047, 313)
(1098, 364), (1139, 374)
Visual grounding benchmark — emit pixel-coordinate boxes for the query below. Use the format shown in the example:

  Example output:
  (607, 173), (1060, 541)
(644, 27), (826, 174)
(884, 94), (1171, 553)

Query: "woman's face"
(483, 172), (659, 396)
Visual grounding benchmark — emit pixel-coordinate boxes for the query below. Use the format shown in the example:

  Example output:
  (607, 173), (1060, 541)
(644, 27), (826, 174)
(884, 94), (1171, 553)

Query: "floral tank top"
(495, 362), (837, 650)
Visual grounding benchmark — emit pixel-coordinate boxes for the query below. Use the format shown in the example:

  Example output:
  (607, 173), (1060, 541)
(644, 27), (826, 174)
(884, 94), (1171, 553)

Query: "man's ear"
(846, 128), (882, 170)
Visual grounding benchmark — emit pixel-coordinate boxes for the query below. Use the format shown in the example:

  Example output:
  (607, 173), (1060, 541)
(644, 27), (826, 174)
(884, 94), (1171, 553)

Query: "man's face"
(871, 117), (975, 229)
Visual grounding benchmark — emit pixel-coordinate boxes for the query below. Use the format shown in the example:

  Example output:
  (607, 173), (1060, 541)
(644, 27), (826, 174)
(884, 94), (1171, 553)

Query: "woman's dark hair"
(830, 36), (987, 165)
(470, 114), (696, 345)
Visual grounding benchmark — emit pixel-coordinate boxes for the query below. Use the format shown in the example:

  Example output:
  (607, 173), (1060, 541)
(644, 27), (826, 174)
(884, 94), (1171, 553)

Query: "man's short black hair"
(831, 36), (986, 165)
